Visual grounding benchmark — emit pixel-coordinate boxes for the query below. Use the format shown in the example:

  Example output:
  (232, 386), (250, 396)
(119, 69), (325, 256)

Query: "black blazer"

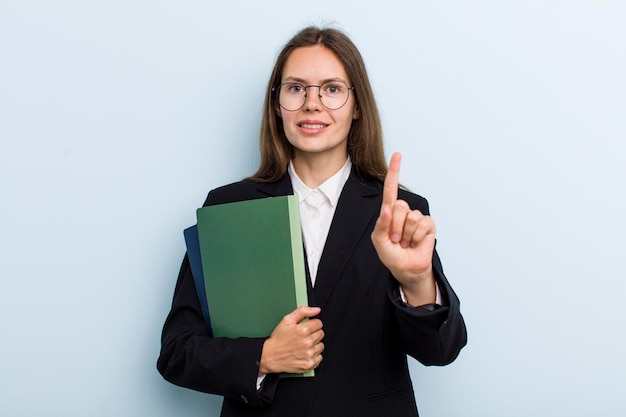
(157, 167), (467, 417)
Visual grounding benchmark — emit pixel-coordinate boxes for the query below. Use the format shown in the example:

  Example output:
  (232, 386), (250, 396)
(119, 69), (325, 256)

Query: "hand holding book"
(259, 306), (324, 375)
(185, 195), (316, 377)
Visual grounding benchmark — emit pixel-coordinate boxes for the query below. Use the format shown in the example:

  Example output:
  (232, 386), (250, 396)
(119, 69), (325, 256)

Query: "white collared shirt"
(288, 158), (352, 286)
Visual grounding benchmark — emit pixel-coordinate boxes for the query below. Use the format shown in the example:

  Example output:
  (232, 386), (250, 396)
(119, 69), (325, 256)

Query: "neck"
(291, 152), (348, 189)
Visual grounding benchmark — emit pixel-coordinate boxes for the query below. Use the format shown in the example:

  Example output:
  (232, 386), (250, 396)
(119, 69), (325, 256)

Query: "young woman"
(157, 26), (467, 417)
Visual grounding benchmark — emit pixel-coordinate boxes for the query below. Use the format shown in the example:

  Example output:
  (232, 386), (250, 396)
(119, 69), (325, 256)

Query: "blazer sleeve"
(157, 187), (280, 406)
(388, 191), (468, 366)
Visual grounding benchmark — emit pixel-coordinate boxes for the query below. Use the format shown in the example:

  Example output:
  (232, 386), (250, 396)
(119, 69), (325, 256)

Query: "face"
(278, 45), (359, 164)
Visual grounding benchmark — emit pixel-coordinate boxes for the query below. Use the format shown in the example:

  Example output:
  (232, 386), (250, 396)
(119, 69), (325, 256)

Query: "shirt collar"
(288, 157), (352, 207)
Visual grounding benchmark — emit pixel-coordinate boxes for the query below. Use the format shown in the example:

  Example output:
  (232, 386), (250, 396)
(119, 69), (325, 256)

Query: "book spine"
(287, 195), (308, 309)
(286, 195), (315, 378)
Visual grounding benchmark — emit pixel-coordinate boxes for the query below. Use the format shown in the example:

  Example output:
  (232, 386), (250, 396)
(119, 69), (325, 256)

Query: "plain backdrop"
(1, 1), (625, 416)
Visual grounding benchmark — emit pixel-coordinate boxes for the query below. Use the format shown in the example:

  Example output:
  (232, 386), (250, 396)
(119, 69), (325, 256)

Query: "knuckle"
(406, 212), (419, 224)
(311, 318), (323, 327)
(393, 200), (410, 213)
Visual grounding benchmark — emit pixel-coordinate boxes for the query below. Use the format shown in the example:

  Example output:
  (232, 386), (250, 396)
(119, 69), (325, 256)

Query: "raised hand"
(371, 152), (437, 306)
(259, 306), (325, 375)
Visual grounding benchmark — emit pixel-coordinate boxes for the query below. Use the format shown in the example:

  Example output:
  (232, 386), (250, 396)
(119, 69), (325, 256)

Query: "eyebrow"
(282, 76), (350, 85)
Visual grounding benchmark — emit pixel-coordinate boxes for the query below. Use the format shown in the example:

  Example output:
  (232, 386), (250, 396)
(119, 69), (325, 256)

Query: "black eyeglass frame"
(272, 81), (356, 112)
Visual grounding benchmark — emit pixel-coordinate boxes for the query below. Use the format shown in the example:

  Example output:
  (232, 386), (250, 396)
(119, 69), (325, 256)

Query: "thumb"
(284, 305), (321, 324)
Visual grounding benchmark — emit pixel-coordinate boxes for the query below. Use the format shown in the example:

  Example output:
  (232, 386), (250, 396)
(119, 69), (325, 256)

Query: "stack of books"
(183, 195), (312, 377)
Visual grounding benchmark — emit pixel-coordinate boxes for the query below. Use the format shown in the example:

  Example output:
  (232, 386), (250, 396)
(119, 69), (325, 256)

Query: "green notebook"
(196, 195), (312, 377)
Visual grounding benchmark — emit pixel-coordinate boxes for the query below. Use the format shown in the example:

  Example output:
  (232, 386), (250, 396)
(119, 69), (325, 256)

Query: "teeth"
(301, 124), (326, 129)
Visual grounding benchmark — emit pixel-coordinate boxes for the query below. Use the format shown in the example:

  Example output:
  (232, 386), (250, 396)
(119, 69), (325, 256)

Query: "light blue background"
(1, 1), (625, 416)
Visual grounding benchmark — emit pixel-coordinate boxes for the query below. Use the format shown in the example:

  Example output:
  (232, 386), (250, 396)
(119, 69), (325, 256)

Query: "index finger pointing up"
(382, 152), (401, 208)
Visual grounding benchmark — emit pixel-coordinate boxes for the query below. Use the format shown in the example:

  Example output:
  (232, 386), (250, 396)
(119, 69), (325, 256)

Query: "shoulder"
(349, 169), (431, 214)
(202, 179), (262, 207)
(201, 174), (292, 206)
(398, 188), (431, 215)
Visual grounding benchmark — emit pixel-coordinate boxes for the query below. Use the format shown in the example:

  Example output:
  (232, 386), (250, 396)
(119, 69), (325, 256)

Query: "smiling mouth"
(299, 123), (328, 129)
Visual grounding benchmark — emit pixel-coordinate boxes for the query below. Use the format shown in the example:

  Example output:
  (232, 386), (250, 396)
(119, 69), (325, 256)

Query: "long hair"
(248, 26), (388, 183)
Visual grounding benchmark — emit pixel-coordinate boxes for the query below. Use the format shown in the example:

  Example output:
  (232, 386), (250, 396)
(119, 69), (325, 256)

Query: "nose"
(302, 86), (323, 111)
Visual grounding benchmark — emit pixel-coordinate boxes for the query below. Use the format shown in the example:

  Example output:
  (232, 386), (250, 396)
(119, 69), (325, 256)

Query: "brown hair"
(248, 26), (388, 183)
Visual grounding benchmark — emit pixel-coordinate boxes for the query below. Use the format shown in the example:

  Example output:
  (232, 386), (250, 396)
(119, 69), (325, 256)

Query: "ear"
(352, 105), (360, 120)
(274, 100), (282, 118)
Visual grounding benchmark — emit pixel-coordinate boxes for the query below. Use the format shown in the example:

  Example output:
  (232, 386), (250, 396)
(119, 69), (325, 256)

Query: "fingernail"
(391, 234), (400, 243)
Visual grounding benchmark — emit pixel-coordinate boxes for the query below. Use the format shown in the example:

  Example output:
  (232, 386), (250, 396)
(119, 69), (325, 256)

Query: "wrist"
(258, 338), (274, 375)
(398, 268), (436, 306)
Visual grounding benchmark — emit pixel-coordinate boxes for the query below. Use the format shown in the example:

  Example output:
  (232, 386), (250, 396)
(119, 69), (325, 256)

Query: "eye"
(285, 83), (305, 94)
(322, 82), (344, 96)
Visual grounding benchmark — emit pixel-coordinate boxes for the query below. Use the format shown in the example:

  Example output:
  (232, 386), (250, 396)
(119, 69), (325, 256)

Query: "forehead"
(282, 45), (350, 83)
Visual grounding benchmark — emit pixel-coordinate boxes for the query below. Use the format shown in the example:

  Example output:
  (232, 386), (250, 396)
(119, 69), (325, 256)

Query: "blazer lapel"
(313, 170), (382, 307)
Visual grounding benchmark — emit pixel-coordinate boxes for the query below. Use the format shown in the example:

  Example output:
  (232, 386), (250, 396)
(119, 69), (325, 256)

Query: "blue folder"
(183, 225), (212, 335)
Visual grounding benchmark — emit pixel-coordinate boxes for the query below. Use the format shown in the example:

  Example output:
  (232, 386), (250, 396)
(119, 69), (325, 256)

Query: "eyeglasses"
(274, 81), (355, 111)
